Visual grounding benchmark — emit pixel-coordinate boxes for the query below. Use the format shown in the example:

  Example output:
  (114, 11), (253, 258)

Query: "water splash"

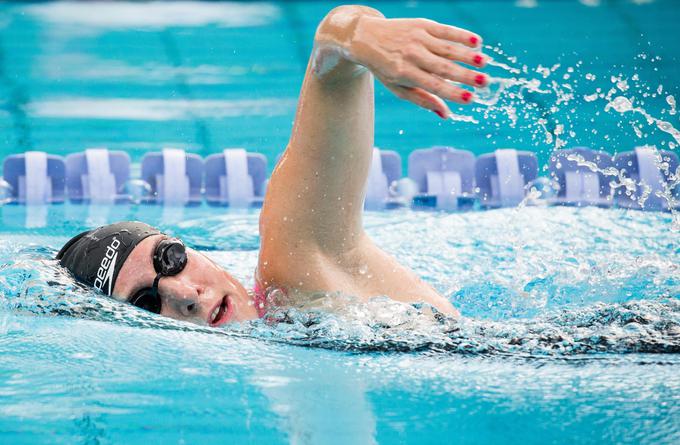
(446, 112), (478, 124)
(240, 297), (680, 355)
(486, 58), (521, 75)
(2, 207), (677, 356)
(604, 96), (680, 145)
(605, 95), (633, 113)
(4, 263), (679, 356)
(454, 45), (680, 160)
(666, 95), (676, 115)
(563, 150), (679, 227)
(438, 46), (680, 231)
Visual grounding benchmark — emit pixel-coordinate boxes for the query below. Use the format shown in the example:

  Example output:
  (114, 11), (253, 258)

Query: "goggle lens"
(129, 238), (187, 314)
(154, 239), (187, 275)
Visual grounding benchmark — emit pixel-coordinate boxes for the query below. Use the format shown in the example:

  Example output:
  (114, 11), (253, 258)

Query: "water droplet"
(666, 95), (676, 115)
(606, 96), (633, 113)
(584, 93), (598, 102)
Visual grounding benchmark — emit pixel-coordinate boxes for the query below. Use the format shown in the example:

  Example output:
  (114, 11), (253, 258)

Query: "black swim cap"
(56, 221), (161, 296)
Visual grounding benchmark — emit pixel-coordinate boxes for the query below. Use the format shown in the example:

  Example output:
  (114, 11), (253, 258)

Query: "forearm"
(261, 7), (488, 254)
(261, 7), (384, 252)
(267, 52), (374, 249)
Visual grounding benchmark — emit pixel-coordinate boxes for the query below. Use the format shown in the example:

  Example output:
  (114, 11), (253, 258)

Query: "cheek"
(188, 252), (225, 282)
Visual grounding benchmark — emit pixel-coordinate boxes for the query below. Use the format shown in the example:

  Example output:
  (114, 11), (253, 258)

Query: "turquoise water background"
(1, 1), (680, 444)
(2, 205), (679, 444)
(0, 0), (679, 170)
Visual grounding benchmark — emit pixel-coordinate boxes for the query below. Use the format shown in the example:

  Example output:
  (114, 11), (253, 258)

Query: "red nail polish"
(434, 109), (447, 119)
(475, 74), (486, 86)
(469, 36), (478, 45)
(462, 91), (472, 102)
(473, 55), (483, 66)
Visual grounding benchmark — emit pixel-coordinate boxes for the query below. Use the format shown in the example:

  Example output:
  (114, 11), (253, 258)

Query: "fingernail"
(462, 91), (472, 103)
(475, 74), (486, 86)
(473, 54), (483, 66)
(434, 109), (448, 119)
(469, 36), (478, 45)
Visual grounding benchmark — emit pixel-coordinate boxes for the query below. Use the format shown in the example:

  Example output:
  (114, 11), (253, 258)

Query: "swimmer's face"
(112, 235), (260, 326)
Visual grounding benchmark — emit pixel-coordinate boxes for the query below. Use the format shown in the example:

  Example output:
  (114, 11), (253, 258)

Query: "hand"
(351, 16), (488, 118)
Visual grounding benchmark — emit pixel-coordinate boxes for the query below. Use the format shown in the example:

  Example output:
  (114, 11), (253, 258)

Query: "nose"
(158, 276), (203, 318)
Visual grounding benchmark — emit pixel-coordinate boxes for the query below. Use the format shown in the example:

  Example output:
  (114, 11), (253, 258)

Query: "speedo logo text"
(94, 237), (120, 296)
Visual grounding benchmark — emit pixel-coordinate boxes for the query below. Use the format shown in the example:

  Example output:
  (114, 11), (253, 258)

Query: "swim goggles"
(128, 238), (188, 314)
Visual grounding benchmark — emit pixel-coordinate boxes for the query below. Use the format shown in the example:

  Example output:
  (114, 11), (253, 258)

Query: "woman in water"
(57, 5), (488, 326)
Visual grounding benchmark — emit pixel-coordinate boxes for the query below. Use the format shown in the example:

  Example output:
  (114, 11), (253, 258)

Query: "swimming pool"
(2, 205), (679, 443)
(1, 1), (680, 444)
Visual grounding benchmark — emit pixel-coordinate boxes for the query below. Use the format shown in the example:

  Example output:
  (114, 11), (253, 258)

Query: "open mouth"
(209, 295), (233, 327)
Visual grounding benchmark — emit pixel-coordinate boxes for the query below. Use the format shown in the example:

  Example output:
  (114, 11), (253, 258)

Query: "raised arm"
(260, 5), (487, 257)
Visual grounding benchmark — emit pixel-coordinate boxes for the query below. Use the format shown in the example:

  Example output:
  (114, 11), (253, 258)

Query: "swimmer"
(57, 5), (488, 326)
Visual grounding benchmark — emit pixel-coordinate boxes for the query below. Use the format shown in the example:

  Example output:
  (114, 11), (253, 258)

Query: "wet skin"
(114, 5), (488, 323)
(258, 6), (488, 317)
(112, 235), (259, 326)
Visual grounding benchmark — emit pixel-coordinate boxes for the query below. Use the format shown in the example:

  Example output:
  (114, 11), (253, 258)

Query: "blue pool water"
(1, 205), (679, 444)
(1, 1), (680, 444)
(1, 0), (679, 167)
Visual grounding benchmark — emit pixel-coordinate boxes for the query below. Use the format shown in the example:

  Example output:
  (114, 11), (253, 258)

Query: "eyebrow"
(125, 236), (166, 302)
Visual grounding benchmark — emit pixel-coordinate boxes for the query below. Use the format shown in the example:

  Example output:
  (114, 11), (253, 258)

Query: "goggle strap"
(151, 273), (162, 298)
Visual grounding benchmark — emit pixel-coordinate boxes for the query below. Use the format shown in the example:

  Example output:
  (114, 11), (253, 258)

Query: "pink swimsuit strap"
(252, 281), (267, 318)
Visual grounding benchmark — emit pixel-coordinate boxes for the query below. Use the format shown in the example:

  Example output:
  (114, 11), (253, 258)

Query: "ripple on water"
(0, 206), (677, 357)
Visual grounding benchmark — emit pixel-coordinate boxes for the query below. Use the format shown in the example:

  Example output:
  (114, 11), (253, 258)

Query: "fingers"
(424, 21), (482, 48)
(386, 84), (451, 119)
(378, 19), (487, 112)
(405, 67), (475, 105)
(426, 38), (489, 69)
(410, 51), (489, 89)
